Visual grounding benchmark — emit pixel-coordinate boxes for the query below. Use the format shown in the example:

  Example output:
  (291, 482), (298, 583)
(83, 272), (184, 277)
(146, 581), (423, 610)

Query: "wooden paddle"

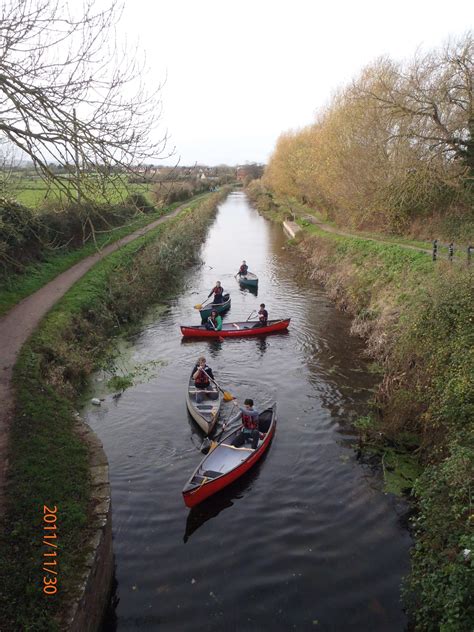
(196, 366), (234, 401)
(201, 403), (240, 453)
(200, 399), (274, 453)
(208, 373), (234, 402)
(194, 296), (212, 310)
(207, 398), (273, 453)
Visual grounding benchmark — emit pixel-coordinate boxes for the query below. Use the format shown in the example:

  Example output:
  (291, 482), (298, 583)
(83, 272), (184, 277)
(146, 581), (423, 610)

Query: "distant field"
(2, 174), (157, 208)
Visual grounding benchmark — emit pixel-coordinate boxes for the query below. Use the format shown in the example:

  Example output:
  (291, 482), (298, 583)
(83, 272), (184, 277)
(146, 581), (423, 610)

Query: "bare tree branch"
(0, 0), (173, 207)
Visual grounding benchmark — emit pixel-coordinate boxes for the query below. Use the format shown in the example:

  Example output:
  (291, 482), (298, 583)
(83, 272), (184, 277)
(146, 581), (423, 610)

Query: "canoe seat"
(202, 470), (222, 478)
(258, 409), (273, 433)
(192, 471), (221, 484)
(221, 443), (254, 452)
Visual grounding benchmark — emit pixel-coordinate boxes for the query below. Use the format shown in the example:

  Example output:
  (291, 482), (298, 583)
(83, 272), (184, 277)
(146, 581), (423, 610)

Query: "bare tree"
(0, 0), (170, 210)
(353, 33), (473, 175)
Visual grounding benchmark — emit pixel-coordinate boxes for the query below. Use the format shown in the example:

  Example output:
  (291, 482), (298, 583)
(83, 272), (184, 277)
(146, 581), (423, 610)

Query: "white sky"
(122, 0), (472, 166)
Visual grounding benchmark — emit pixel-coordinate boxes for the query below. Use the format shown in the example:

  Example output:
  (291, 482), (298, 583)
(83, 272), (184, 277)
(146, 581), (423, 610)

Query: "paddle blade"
(223, 391), (234, 402)
(208, 440), (218, 453)
(201, 438), (212, 453)
(194, 304), (202, 310)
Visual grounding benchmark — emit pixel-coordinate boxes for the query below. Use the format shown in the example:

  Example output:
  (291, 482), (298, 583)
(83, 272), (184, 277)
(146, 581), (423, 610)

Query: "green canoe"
(237, 272), (258, 287)
(199, 293), (231, 321)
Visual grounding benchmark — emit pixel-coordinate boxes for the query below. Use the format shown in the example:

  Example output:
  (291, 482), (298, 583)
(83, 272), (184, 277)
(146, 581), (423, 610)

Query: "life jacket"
(242, 410), (258, 430)
(240, 264), (248, 275)
(195, 367), (210, 387)
(213, 285), (223, 297)
(258, 309), (268, 324)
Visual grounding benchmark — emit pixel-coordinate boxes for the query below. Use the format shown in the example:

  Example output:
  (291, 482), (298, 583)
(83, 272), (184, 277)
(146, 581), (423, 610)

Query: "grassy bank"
(0, 194), (212, 316)
(0, 188), (230, 630)
(248, 183), (474, 630)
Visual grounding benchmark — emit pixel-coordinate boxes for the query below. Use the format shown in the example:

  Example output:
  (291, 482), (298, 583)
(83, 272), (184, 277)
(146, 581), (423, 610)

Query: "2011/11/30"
(43, 505), (58, 595)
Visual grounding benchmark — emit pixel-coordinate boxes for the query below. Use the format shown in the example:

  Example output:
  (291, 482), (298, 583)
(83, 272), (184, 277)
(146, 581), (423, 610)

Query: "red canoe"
(180, 319), (290, 338)
(182, 404), (277, 508)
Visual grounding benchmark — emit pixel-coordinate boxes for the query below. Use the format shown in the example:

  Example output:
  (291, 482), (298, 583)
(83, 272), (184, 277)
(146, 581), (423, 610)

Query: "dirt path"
(300, 216), (471, 262)
(302, 216), (434, 254)
(0, 202), (188, 512)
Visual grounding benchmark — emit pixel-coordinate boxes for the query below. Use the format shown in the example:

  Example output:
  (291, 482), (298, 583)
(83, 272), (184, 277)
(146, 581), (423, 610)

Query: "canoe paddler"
(237, 260), (248, 276)
(205, 309), (222, 331)
(231, 398), (260, 449)
(192, 356), (218, 403)
(208, 280), (224, 304)
(252, 303), (268, 328)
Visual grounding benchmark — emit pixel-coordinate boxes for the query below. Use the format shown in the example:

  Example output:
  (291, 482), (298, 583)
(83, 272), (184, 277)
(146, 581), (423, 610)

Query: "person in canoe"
(205, 309), (222, 331)
(192, 356), (218, 403)
(231, 398), (260, 449)
(252, 303), (268, 328)
(237, 260), (248, 276)
(208, 281), (224, 304)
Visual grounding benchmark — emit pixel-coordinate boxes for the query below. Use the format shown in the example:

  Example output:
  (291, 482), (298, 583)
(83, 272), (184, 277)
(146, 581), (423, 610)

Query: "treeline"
(264, 34), (473, 238)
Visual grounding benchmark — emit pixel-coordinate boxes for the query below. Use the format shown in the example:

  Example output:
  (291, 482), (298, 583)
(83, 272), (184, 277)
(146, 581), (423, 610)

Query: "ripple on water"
(86, 192), (410, 631)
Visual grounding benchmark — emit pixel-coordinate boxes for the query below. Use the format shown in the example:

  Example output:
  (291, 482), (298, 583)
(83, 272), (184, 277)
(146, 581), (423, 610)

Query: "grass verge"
(0, 194), (209, 316)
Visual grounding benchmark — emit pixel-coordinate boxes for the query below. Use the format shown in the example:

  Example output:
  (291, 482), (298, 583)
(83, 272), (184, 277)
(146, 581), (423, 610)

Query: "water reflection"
(239, 284), (258, 297)
(86, 192), (410, 632)
(183, 453), (269, 543)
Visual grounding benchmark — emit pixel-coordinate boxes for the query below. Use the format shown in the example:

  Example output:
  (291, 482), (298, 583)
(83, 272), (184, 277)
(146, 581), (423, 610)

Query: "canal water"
(84, 191), (411, 631)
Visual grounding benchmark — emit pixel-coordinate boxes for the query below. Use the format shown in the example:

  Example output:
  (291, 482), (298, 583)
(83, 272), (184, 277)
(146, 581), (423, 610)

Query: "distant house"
(236, 164), (265, 181)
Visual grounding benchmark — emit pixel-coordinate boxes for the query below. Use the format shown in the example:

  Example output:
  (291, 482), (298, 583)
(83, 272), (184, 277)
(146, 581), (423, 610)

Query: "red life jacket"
(213, 285), (223, 297)
(195, 367), (210, 387)
(242, 410), (258, 430)
(239, 264), (248, 275)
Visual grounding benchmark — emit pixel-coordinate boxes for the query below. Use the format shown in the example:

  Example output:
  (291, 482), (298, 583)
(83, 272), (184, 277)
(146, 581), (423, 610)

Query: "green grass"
(0, 194), (211, 316)
(4, 175), (156, 207)
(297, 217), (468, 259)
(266, 193), (468, 255)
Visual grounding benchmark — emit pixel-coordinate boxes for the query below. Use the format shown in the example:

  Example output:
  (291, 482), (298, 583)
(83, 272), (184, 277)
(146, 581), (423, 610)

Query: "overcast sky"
(122, 0), (472, 166)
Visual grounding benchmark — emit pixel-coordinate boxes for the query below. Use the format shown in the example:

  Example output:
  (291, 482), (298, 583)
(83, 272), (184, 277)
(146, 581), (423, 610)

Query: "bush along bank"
(0, 188), (230, 631)
(248, 183), (474, 631)
(0, 193), (193, 316)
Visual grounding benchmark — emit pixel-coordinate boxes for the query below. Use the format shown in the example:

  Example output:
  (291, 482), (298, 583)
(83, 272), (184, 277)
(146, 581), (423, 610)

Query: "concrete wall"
(63, 419), (114, 631)
(283, 220), (302, 238)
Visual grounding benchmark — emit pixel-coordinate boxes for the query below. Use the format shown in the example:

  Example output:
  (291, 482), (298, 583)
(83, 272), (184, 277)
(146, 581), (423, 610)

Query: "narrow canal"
(85, 191), (411, 631)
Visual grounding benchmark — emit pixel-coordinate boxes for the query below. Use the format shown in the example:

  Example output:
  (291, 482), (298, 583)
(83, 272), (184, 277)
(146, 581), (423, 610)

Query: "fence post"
(468, 245), (473, 266)
(448, 242), (454, 262)
(432, 239), (438, 261)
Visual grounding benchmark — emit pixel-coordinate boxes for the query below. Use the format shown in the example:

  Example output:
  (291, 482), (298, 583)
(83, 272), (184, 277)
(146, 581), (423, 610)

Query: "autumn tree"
(264, 33), (473, 235)
(353, 34), (473, 176)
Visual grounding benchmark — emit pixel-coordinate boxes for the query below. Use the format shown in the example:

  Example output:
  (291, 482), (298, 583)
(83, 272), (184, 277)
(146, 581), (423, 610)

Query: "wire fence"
(431, 240), (473, 264)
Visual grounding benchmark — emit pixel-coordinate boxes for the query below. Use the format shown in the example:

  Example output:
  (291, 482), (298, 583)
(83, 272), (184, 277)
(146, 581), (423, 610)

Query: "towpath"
(0, 201), (190, 512)
(298, 215), (471, 260)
